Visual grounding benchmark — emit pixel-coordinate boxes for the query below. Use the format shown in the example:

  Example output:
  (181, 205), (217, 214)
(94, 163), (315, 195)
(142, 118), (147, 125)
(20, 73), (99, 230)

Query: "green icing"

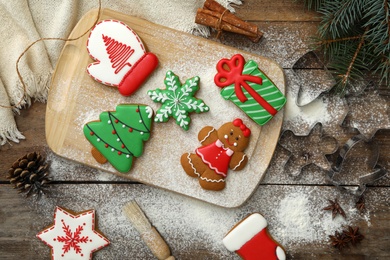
(147, 70), (209, 131)
(220, 60), (286, 126)
(83, 104), (153, 173)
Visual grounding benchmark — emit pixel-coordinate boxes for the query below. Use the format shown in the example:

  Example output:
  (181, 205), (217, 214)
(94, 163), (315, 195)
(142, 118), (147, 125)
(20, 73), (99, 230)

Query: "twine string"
(215, 9), (229, 39)
(0, 0), (102, 109)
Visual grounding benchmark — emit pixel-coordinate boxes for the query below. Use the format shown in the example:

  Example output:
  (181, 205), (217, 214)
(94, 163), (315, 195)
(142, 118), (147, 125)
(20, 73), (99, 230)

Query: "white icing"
(199, 128), (215, 144)
(36, 207), (109, 260)
(87, 20), (146, 86)
(187, 153), (201, 177)
(222, 213), (267, 251)
(276, 246), (286, 260)
(232, 154), (246, 170)
(145, 106), (153, 119)
(200, 175), (225, 183)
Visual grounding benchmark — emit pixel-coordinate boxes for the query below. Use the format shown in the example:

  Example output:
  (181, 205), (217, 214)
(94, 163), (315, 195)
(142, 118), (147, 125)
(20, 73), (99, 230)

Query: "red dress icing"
(196, 139), (234, 177)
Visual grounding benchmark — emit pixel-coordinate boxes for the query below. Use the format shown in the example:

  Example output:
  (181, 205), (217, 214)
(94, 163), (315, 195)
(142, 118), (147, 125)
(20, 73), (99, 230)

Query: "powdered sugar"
(272, 188), (370, 248)
(282, 70), (348, 136)
(28, 162), (376, 259)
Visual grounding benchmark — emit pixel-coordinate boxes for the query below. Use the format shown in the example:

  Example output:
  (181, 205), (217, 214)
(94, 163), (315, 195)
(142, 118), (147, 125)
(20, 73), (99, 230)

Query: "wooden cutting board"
(46, 8), (285, 208)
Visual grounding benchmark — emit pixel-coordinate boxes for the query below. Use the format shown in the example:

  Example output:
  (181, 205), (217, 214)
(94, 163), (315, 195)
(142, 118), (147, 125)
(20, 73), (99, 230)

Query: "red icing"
(215, 54), (278, 116)
(233, 118), (251, 137)
(118, 52), (158, 96)
(102, 35), (134, 74)
(195, 140), (233, 177)
(56, 221), (89, 255)
(236, 229), (279, 260)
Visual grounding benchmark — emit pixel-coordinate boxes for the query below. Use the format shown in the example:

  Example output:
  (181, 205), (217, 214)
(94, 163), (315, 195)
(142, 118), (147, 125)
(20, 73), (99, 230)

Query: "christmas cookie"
(37, 206), (110, 260)
(223, 213), (286, 260)
(180, 118), (250, 191)
(148, 70), (209, 131)
(87, 19), (158, 96)
(83, 104), (153, 173)
(214, 54), (286, 126)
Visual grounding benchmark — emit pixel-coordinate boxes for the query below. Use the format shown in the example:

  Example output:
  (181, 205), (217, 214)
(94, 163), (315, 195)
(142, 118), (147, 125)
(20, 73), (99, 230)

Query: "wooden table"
(1, 1), (389, 259)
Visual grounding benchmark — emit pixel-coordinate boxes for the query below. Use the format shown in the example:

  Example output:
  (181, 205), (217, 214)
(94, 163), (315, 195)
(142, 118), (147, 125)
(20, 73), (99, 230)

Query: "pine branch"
(305, 0), (390, 91)
(313, 35), (362, 46)
(341, 33), (366, 86)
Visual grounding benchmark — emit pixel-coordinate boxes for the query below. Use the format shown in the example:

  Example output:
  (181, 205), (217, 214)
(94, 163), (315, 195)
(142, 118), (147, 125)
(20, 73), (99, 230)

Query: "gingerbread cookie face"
(83, 104), (153, 173)
(37, 206), (110, 260)
(223, 213), (286, 260)
(181, 118), (250, 191)
(87, 19), (158, 96)
(217, 119), (251, 152)
(147, 70), (210, 131)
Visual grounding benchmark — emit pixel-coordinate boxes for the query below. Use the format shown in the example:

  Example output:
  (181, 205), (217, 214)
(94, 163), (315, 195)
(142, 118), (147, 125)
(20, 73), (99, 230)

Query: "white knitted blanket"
(0, 0), (240, 145)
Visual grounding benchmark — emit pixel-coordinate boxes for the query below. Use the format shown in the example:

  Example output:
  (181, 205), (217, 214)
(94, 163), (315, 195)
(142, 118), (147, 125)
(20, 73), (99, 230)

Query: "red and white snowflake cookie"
(37, 206), (110, 260)
(87, 19), (158, 96)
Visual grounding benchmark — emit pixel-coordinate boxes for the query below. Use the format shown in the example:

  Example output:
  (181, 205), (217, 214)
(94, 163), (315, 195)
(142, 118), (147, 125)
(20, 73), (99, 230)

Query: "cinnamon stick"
(195, 0), (263, 42)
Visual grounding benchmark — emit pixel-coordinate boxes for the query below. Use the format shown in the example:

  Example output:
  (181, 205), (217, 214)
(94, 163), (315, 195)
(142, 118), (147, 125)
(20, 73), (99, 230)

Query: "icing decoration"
(214, 54), (286, 126)
(37, 206), (110, 260)
(223, 213), (286, 260)
(196, 139), (234, 177)
(87, 19), (158, 96)
(83, 104), (153, 173)
(181, 119), (250, 191)
(147, 70), (209, 131)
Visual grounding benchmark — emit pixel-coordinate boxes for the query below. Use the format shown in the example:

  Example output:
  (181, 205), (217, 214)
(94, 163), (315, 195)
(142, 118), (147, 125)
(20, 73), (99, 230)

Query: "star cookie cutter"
(327, 134), (388, 197)
(291, 50), (336, 106)
(279, 123), (338, 177)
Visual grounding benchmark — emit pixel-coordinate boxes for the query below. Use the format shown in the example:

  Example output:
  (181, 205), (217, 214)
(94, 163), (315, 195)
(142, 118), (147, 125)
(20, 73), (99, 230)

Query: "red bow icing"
(214, 54), (277, 116)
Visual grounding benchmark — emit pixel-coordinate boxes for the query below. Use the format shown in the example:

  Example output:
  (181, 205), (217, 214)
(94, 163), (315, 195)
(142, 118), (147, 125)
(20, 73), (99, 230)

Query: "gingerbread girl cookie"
(180, 118), (250, 191)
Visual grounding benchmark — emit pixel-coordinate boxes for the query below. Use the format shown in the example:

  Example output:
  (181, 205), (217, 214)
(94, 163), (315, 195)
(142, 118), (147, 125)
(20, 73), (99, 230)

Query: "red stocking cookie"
(223, 213), (286, 260)
(180, 118), (250, 191)
(87, 19), (158, 96)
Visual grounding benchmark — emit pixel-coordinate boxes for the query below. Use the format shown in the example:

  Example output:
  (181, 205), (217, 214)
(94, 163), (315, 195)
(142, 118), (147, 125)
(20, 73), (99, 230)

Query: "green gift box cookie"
(214, 54), (286, 126)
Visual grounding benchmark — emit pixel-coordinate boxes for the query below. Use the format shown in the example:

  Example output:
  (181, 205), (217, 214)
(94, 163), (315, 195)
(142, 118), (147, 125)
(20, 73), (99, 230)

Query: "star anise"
(323, 198), (346, 219)
(343, 226), (364, 245)
(329, 230), (349, 250)
(356, 196), (365, 212)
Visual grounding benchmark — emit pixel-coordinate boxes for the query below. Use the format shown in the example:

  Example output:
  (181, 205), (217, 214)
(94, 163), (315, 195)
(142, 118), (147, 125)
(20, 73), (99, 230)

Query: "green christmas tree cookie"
(147, 70), (209, 131)
(83, 104), (153, 173)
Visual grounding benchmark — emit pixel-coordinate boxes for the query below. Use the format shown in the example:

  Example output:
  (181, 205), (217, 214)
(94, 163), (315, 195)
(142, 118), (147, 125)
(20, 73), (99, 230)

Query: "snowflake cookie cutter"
(278, 123), (338, 177)
(290, 50), (336, 107)
(327, 134), (388, 197)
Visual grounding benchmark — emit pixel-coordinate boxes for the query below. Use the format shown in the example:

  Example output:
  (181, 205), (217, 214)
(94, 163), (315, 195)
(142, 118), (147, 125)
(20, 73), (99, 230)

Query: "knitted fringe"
(0, 123), (25, 145)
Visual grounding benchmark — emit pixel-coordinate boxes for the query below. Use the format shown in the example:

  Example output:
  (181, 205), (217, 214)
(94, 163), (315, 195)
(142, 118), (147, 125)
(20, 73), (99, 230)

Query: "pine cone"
(7, 152), (50, 197)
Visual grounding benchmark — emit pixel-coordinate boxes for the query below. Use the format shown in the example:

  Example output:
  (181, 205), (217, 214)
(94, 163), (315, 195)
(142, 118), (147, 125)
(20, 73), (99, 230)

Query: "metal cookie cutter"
(291, 50), (336, 106)
(279, 123), (338, 177)
(327, 134), (388, 197)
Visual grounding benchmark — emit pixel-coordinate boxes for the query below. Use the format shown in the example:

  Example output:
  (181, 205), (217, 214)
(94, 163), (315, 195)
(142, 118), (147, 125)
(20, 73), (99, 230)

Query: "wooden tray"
(46, 8), (285, 208)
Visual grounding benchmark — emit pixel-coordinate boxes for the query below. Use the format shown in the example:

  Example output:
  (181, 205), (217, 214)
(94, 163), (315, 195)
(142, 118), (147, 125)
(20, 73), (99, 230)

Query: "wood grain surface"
(1, 1), (389, 259)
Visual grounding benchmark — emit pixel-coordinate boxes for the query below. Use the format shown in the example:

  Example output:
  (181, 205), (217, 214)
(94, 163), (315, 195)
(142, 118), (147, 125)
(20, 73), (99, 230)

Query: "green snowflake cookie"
(147, 70), (209, 131)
